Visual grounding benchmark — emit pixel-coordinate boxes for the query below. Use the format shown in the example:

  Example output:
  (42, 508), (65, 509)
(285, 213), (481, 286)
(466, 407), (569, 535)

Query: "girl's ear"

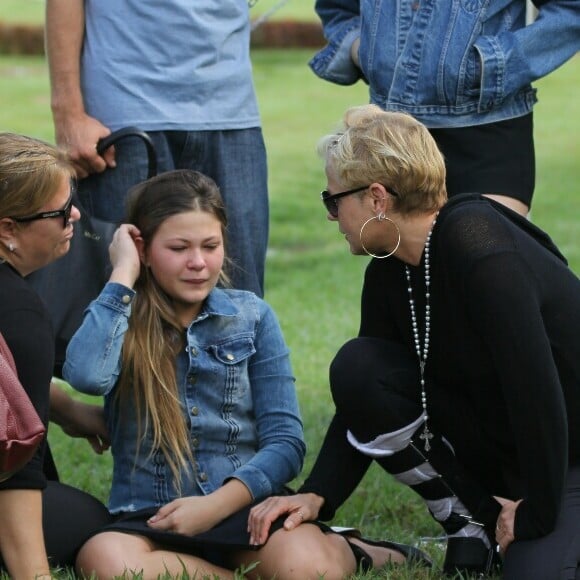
(134, 236), (147, 265)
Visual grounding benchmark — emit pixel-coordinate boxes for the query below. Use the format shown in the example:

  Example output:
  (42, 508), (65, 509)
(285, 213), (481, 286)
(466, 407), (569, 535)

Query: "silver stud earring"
(8, 242), (14, 252)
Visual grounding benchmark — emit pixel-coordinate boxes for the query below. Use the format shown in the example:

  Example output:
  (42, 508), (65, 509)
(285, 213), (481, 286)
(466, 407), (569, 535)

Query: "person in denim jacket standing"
(63, 169), (430, 579)
(310, 0), (580, 216)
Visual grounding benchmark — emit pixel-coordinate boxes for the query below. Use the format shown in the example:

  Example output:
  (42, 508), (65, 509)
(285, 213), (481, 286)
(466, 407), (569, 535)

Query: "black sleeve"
(441, 203), (576, 540)
(298, 413), (372, 520)
(0, 278), (53, 490)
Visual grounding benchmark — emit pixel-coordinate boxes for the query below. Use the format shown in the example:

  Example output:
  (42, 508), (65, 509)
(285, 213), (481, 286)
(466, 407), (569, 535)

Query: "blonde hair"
(0, 132), (73, 219)
(318, 105), (447, 214)
(117, 170), (229, 488)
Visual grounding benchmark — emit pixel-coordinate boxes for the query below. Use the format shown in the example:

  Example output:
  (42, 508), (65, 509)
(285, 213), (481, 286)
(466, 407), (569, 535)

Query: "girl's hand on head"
(109, 224), (142, 288)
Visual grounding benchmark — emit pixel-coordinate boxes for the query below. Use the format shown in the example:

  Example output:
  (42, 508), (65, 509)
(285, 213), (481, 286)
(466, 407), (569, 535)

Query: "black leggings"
(42, 480), (112, 568)
(330, 337), (580, 579)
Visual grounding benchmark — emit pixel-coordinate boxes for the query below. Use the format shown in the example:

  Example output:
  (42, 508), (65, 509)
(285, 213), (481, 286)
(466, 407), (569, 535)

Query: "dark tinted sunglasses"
(320, 185), (370, 218)
(12, 192), (74, 229)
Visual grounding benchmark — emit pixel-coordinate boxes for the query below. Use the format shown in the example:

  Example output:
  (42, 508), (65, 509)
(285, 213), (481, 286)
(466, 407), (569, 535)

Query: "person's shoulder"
(438, 193), (567, 265)
(438, 193), (512, 236)
(213, 287), (271, 313)
(0, 265), (45, 313)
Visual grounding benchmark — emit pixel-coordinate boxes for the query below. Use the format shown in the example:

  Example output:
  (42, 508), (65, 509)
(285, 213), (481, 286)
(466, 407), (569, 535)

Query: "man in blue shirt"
(46, 0), (268, 297)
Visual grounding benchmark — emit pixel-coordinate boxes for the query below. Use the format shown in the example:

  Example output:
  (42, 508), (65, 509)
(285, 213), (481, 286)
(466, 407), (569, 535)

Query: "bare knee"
(246, 525), (355, 580)
(76, 532), (146, 579)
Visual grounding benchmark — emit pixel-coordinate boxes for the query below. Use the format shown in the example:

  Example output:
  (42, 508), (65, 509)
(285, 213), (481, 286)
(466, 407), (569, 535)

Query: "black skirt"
(430, 112), (535, 207)
(102, 501), (332, 569)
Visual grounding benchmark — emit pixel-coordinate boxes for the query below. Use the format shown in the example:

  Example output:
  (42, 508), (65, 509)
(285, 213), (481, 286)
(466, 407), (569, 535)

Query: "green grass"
(0, 44), (578, 579)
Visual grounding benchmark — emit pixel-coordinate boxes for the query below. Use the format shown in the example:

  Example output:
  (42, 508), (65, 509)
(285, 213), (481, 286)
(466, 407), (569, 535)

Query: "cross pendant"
(419, 423), (434, 452)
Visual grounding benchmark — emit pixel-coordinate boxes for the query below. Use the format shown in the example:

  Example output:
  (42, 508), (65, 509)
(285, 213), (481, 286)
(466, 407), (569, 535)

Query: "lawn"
(0, 24), (578, 580)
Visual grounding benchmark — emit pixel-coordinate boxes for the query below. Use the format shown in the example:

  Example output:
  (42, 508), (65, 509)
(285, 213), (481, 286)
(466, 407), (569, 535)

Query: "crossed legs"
(75, 523), (404, 580)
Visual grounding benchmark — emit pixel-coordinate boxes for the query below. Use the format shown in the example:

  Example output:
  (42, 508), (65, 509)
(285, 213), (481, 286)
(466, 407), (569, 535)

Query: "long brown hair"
(117, 169), (229, 487)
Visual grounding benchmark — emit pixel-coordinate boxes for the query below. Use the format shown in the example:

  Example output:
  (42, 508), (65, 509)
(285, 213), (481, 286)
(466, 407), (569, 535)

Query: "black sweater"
(300, 194), (580, 541)
(0, 262), (54, 490)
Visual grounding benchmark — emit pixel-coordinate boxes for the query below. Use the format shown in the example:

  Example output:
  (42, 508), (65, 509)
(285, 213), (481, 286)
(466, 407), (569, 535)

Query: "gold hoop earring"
(359, 213), (401, 259)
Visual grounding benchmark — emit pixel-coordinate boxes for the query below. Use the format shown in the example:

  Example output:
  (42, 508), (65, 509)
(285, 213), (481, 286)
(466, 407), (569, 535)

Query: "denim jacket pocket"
(210, 336), (256, 365)
(207, 337), (256, 400)
(463, 46), (482, 98)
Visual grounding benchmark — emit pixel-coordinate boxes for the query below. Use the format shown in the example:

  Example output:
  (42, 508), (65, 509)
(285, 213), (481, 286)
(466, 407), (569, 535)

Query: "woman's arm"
(474, 0), (580, 104)
(146, 479), (253, 536)
(247, 414), (372, 544)
(49, 382), (110, 453)
(0, 489), (51, 579)
(63, 282), (133, 395)
(227, 302), (306, 500)
(464, 241), (572, 540)
(64, 224), (142, 395)
(308, 0), (363, 85)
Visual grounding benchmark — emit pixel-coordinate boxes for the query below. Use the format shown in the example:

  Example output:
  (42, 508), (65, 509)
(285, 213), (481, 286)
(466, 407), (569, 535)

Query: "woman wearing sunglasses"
(0, 132), (112, 578)
(248, 105), (580, 578)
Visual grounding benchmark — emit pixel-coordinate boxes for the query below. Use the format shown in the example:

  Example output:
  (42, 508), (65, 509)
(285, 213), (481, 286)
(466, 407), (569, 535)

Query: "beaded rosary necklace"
(404, 212), (439, 452)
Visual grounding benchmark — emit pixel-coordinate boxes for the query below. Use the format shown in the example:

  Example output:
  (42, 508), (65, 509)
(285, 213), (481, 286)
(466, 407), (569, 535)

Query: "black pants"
(330, 337), (580, 579)
(42, 480), (112, 568)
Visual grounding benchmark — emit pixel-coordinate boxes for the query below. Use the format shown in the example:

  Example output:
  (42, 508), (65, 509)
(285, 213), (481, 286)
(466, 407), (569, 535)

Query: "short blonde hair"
(0, 132), (73, 219)
(318, 105), (447, 214)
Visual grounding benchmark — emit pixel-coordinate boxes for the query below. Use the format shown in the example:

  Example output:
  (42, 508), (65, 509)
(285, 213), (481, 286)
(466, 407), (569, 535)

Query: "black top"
(0, 262), (54, 490)
(301, 194), (580, 541)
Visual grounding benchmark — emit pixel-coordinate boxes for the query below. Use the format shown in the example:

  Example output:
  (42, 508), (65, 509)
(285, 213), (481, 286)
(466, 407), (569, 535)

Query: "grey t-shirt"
(81, 0), (260, 131)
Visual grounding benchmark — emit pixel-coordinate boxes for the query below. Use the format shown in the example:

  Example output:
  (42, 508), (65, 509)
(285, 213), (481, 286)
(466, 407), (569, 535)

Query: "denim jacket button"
(192, 437), (199, 448)
(226, 353), (235, 361)
(198, 472), (208, 482)
(191, 406), (199, 416)
(187, 374), (197, 385)
(190, 347), (198, 356)
(121, 294), (132, 304)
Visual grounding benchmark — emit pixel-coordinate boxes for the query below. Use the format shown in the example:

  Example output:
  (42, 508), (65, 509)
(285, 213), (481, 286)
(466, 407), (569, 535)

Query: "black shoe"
(443, 537), (502, 577)
(345, 535), (433, 572)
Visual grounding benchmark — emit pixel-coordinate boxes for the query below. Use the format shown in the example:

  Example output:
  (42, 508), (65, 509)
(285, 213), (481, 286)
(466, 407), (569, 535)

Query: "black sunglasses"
(320, 185), (370, 218)
(321, 184), (399, 218)
(12, 193), (74, 229)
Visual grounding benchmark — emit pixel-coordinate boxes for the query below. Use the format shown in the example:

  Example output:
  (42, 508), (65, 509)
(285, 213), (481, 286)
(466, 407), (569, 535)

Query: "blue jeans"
(78, 129), (268, 296)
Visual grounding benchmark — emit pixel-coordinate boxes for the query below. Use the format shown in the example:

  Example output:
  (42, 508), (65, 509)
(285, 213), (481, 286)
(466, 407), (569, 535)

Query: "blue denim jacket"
(310, 0), (580, 127)
(64, 283), (305, 514)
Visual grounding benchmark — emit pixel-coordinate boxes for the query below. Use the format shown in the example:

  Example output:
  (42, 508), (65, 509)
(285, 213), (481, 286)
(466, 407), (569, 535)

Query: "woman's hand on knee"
(248, 493), (324, 546)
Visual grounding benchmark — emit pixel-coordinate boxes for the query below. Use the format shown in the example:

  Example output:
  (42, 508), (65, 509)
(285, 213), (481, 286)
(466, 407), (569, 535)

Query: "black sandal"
(332, 528), (433, 571)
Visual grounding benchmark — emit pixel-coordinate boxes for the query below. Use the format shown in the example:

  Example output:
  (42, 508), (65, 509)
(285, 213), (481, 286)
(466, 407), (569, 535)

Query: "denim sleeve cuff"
(95, 282), (136, 314)
(228, 465), (273, 501)
(309, 26), (363, 86)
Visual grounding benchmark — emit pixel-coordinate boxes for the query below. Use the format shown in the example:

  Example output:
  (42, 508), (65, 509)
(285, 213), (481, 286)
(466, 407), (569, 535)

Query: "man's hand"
(54, 113), (115, 179)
